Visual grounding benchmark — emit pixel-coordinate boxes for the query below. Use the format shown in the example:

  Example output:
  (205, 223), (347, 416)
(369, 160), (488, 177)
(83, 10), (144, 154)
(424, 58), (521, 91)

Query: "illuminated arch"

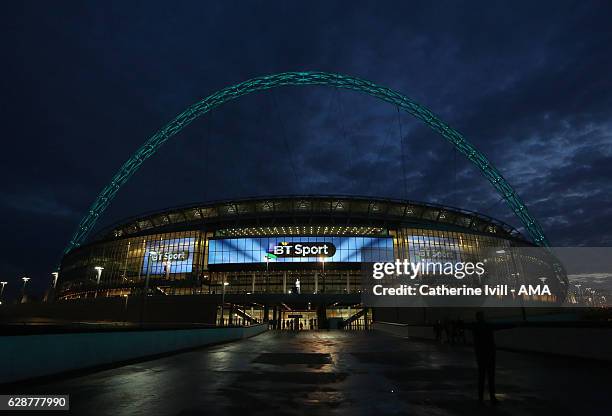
(64, 71), (548, 255)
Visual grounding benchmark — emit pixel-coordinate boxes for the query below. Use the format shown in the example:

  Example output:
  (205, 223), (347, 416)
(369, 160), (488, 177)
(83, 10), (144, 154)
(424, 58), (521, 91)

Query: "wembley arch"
(63, 71), (549, 257)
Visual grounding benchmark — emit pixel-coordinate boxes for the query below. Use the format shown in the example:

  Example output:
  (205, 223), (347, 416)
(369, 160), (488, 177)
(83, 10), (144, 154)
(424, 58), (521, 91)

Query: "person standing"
(472, 311), (498, 404)
(434, 320), (442, 343)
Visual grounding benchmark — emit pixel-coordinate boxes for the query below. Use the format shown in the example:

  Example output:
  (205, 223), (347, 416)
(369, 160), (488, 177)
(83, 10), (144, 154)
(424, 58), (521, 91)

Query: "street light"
(574, 284), (582, 305)
(21, 277), (30, 302)
(538, 277), (548, 302)
(585, 287), (594, 306)
(94, 266), (104, 284)
(221, 280), (229, 326)
(94, 266), (104, 298)
(51, 272), (59, 288)
(0, 281), (7, 300)
(538, 277), (548, 290)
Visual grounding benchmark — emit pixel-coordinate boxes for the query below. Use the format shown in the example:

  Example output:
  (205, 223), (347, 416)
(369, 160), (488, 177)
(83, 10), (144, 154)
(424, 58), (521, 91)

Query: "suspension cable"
(335, 88), (354, 189)
(270, 90), (300, 189)
(396, 106), (409, 198)
(367, 123), (393, 196)
(202, 109), (212, 201)
(453, 146), (457, 205)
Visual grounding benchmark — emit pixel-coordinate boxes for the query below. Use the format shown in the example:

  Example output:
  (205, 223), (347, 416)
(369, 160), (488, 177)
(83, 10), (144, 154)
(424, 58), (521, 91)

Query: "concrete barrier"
(373, 322), (436, 339)
(373, 321), (612, 361)
(495, 326), (612, 361)
(0, 324), (267, 384)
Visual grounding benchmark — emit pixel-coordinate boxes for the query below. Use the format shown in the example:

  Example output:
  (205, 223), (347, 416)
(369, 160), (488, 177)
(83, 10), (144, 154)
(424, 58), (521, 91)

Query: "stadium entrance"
(216, 300), (371, 330)
(279, 311), (318, 330)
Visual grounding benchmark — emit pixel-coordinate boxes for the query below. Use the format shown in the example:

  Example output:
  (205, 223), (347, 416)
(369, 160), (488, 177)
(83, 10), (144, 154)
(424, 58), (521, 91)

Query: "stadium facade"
(57, 196), (564, 328)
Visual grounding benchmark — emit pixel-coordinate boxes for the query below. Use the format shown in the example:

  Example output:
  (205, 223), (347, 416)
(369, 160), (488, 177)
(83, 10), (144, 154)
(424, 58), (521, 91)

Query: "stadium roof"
(91, 195), (527, 243)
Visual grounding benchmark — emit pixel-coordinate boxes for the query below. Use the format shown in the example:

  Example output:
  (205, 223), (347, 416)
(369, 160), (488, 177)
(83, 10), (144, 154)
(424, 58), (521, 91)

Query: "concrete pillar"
(283, 271), (287, 293)
(272, 306), (278, 329)
(314, 271), (318, 294)
(251, 273), (256, 293)
(346, 271), (350, 293)
(317, 305), (328, 329)
(264, 304), (269, 322)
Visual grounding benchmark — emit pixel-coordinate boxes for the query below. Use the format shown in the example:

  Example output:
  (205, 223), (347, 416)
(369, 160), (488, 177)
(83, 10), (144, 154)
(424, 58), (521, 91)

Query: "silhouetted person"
(434, 320), (442, 342)
(456, 319), (466, 344)
(472, 311), (497, 404)
(443, 319), (453, 344)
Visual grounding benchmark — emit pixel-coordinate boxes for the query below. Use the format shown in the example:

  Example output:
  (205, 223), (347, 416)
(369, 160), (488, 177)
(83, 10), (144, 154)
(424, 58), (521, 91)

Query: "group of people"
(433, 318), (467, 345)
(434, 313), (501, 404)
(280, 318), (316, 330)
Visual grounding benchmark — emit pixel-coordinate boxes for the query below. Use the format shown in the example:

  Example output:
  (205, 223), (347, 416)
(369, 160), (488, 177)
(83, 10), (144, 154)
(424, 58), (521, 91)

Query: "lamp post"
(94, 266), (104, 298)
(0, 281), (7, 302)
(221, 280), (229, 326)
(538, 277), (548, 302)
(574, 284), (582, 305)
(494, 249), (507, 285)
(123, 294), (129, 317)
(507, 247), (526, 321)
(51, 272), (59, 288)
(21, 277), (30, 302)
(586, 287), (593, 307)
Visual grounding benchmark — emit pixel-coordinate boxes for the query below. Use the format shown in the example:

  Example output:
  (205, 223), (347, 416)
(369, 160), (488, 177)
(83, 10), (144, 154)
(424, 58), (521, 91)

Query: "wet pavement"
(11, 331), (611, 415)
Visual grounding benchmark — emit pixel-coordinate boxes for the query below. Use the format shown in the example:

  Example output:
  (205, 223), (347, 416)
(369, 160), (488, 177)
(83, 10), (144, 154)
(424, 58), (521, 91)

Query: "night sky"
(1, 1), (611, 301)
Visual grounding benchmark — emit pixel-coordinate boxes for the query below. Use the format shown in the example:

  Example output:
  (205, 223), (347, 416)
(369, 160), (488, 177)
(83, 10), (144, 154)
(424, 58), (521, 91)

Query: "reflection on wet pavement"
(15, 331), (610, 415)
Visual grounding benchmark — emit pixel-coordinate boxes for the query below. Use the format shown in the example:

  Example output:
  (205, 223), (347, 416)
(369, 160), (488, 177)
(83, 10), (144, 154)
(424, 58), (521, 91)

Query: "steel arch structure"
(64, 71), (548, 256)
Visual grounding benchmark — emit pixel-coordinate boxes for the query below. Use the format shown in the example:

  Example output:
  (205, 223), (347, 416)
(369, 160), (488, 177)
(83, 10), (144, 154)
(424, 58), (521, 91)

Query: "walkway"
(11, 331), (610, 415)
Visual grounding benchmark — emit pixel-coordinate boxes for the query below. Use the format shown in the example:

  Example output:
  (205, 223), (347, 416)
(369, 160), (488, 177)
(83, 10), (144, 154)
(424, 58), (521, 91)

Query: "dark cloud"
(1, 0), (611, 300)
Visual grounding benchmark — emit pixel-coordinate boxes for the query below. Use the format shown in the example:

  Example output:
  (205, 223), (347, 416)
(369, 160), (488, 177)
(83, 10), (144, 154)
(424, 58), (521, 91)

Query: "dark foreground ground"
(6, 330), (610, 415)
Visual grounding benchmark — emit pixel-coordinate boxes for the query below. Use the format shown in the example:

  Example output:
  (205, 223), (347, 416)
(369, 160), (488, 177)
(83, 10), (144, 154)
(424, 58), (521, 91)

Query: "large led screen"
(141, 237), (195, 275)
(208, 236), (394, 264)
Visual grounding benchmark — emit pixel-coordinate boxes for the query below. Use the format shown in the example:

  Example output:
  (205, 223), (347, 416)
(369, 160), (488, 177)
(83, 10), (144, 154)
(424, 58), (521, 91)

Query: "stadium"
(56, 195), (566, 329)
(45, 72), (570, 328)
